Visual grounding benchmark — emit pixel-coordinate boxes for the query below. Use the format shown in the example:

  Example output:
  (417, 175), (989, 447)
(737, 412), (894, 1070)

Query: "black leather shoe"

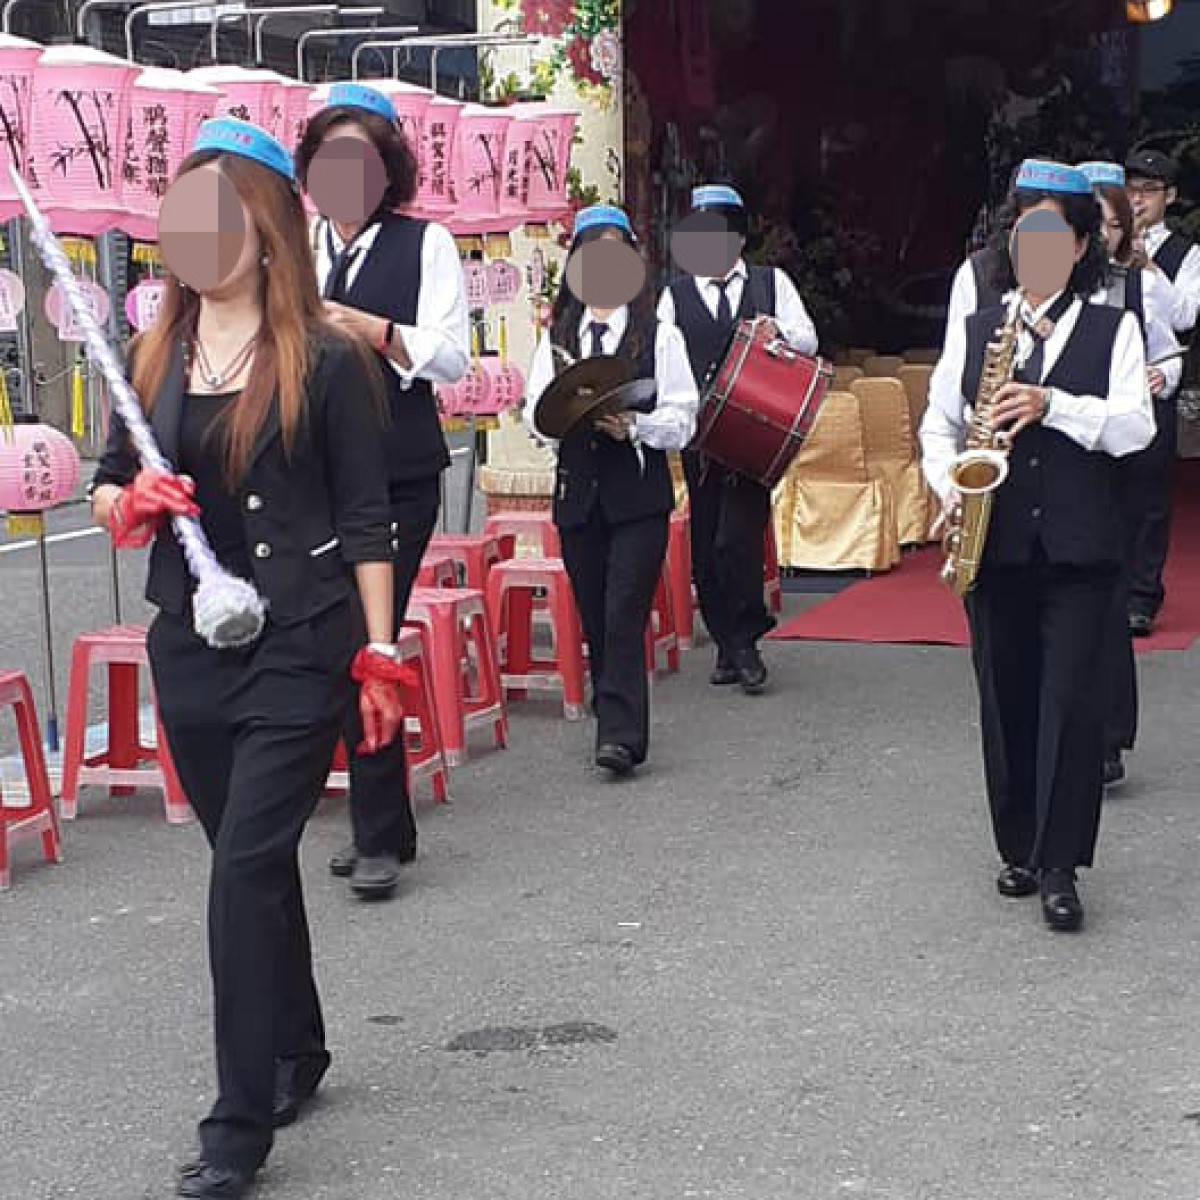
(736, 648), (768, 695)
(1040, 869), (1083, 932)
(1128, 612), (1154, 637)
(177, 1160), (254, 1198)
(273, 1050), (331, 1128)
(1103, 752), (1126, 787)
(596, 743), (634, 776)
(350, 854), (403, 899)
(996, 864), (1038, 898)
(709, 660), (739, 686)
(329, 843), (358, 877)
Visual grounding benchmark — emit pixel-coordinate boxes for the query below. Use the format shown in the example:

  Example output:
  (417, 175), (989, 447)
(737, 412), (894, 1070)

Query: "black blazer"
(93, 331), (393, 627)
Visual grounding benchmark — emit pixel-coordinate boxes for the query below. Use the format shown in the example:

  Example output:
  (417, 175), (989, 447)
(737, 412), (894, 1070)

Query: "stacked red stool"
(326, 627), (449, 804)
(60, 625), (191, 825)
(405, 586), (507, 767)
(417, 550), (458, 588)
(764, 520), (783, 616)
(644, 567), (681, 676)
(427, 532), (515, 591)
(482, 511), (561, 558)
(0, 670), (63, 889)
(486, 557), (587, 720)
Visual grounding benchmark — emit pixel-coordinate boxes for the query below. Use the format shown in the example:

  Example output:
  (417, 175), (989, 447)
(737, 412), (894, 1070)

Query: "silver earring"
(261, 254), (270, 266)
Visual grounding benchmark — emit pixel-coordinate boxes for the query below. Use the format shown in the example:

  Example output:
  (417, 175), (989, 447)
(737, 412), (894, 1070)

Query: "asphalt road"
(1, 480), (1199, 1200)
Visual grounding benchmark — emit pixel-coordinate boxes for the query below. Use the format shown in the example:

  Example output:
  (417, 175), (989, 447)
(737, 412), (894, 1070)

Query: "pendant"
(1033, 317), (1055, 340)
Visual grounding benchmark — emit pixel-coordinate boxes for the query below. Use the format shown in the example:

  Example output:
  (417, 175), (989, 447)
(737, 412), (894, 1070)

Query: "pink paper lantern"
(457, 362), (494, 415)
(187, 67), (285, 135)
(120, 69), (220, 243)
(280, 78), (312, 153)
(28, 46), (138, 236)
(414, 96), (462, 217)
(0, 34), (43, 222)
(453, 104), (513, 226)
(512, 102), (579, 217)
(480, 359), (525, 415)
(0, 423), (81, 512)
(374, 81), (434, 152)
(487, 260), (523, 306)
(499, 112), (537, 223)
(463, 262), (490, 309)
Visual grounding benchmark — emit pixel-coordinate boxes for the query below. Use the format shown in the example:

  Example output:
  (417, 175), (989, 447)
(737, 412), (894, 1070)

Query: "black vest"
(551, 315), (674, 530)
(668, 266), (777, 388)
(962, 302), (1125, 568)
(326, 214), (451, 485)
(1154, 230), (1193, 283)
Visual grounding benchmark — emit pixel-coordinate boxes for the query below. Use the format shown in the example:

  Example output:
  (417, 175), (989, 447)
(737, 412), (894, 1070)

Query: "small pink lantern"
(479, 358), (525, 415)
(120, 69), (220, 243)
(513, 102), (580, 217)
(0, 34), (43, 222)
(187, 67), (286, 134)
(487, 260), (523, 306)
(463, 262), (490, 310)
(125, 278), (167, 332)
(0, 422), (81, 513)
(28, 46), (138, 236)
(453, 104), (513, 227)
(499, 112), (538, 223)
(45, 279), (111, 343)
(414, 96), (462, 218)
(457, 362), (494, 416)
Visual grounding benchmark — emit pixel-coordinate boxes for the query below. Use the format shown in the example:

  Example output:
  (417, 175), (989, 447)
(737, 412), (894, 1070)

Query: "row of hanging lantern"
(0, 35), (579, 239)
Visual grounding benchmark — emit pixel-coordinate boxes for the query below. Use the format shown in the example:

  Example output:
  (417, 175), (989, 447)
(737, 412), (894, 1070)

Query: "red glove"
(108, 469), (199, 549)
(351, 647), (418, 755)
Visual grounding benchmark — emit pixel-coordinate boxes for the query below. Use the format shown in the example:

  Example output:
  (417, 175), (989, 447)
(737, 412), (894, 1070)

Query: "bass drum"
(692, 317), (833, 489)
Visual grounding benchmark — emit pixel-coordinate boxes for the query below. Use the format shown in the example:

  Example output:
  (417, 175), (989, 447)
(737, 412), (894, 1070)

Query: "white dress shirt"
(656, 260), (819, 356)
(1145, 221), (1200, 334)
(312, 216), (469, 387)
(921, 292), (1155, 501)
(524, 307), (699, 456)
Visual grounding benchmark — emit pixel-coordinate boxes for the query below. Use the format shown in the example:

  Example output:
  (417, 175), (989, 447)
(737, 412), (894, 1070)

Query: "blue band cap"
(1015, 158), (1092, 196)
(573, 203), (633, 239)
(1077, 161), (1126, 188)
(326, 82), (397, 122)
(192, 117), (295, 184)
(692, 184), (744, 211)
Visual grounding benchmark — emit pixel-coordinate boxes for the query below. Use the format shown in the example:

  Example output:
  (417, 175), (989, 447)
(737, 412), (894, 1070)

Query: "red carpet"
(770, 460), (1200, 654)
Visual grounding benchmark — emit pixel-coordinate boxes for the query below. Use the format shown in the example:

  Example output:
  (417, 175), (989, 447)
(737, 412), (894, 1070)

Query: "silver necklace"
(193, 329), (260, 390)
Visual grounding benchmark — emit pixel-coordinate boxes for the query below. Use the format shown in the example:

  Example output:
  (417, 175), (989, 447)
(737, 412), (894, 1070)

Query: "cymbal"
(534, 355), (635, 439)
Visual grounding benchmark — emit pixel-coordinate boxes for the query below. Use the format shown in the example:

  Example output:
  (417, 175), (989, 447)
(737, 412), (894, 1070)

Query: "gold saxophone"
(940, 293), (1023, 596)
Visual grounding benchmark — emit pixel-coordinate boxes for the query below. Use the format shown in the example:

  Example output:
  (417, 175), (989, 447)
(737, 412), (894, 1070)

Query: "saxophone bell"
(947, 446), (1010, 495)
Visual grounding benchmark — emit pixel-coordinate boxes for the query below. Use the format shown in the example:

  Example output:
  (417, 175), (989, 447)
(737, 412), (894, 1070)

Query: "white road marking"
(0, 526), (105, 556)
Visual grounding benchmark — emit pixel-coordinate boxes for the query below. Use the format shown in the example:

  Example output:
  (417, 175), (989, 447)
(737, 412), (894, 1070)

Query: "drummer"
(524, 203), (698, 777)
(658, 184), (818, 694)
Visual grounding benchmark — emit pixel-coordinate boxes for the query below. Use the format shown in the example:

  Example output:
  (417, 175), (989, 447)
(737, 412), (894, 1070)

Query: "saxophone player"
(920, 160), (1155, 933)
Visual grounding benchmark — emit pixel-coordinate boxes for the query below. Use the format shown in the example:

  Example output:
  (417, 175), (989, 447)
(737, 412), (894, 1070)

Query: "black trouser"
(1105, 574), (1138, 757)
(965, 558), (1119, 871)
(559, 507), (669, 764)
(682, 449), (773, 664)
(344, 477), (440, 857)
(1117, 394), (1177, 620)
(148, 600), (362, 1172)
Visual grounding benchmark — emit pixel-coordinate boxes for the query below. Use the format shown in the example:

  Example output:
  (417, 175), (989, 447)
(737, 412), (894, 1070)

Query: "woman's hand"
(594, 412), (635, 441)
(107, 469), (199, 548)
(324, 300), (385, 346)
(988, 382), (1050, 438)
(350, 647), (417, 755)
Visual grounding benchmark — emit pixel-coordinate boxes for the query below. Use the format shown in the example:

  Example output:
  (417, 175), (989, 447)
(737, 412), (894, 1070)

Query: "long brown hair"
(132, 150), (327, 484)
(1097, 183), (1136, 267)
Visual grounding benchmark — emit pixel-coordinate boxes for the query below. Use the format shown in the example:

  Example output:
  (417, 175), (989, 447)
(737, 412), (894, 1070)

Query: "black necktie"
(587, 320), (608, 358)
(1015, 293), (1074, 386)
(712, 278), (734, 327)
(323, 222), (371, 302)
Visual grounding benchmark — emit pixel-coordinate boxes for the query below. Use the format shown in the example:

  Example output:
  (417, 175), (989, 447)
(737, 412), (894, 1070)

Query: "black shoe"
(1103, 752), (1126, 787)
(1128, 612), (1154, 637)
(350, 854), (404, 899)
(177, 1160), (255, 1199)
(595, 743), (634, 776)
(736, 647), (768, 695)
(273, 1050), (331, 1129)
(1040, 869), (1083, 932)
(328, 842), (358, 877)
(996, 864), (1038, 898)
(709, 658), (739, 686)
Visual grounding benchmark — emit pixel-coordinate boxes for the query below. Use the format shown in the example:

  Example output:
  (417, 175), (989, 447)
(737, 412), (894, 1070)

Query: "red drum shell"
(693, 319), (833, 489)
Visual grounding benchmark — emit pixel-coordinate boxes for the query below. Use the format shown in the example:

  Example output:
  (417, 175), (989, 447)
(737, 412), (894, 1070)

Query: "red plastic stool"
(417, 550), (458, 589)
(644, 566), (681, 676)
(486, 557), (587, 720)
(0, 671), (63, 890)
(427, 533), (513, 591)
(764, 520), (783, 615)
(483, 511), (562, 558)
(667, 509), (695, 649)
(326, 628), (449, 803)
(60, 626), (191, 825)
(405, 587), (507, 767)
